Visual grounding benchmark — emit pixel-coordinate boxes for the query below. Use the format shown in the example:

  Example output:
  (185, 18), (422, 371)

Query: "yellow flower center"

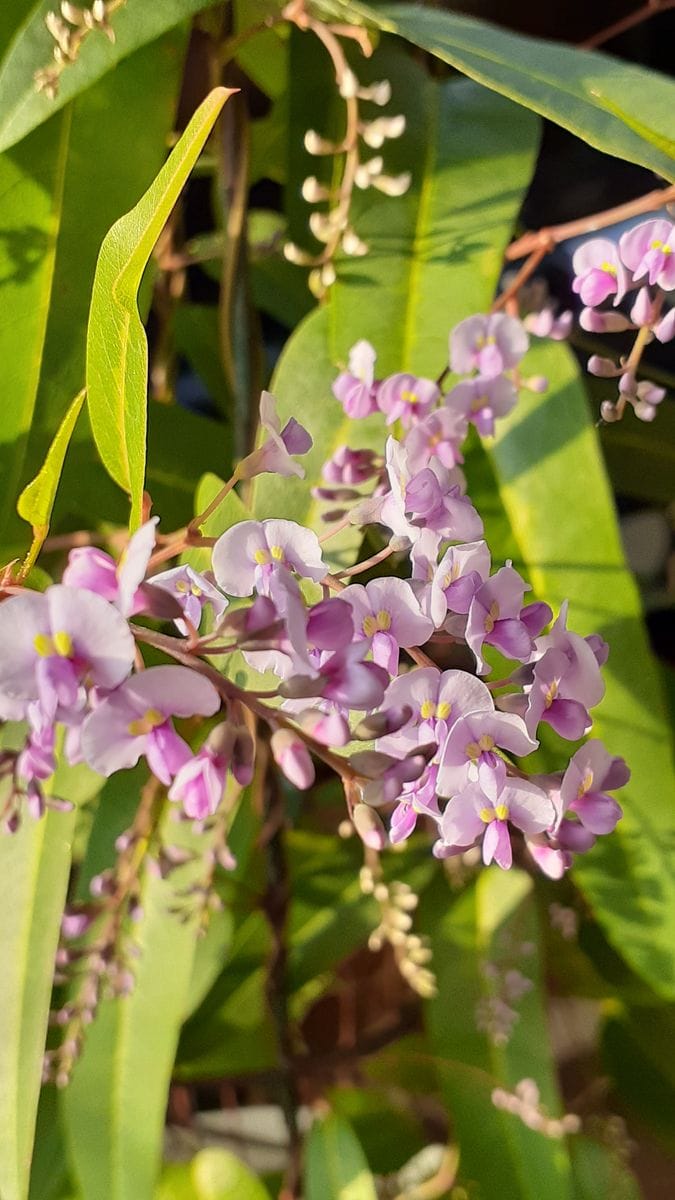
(362, 610), (392, 637)
(420, 699), (436, 720)
(401, 389), (419, 406)
(471, 395), (488, 413)
(33, 630), (73, 658)
(650, 239), (671, 254)
(437, 700), (451, 720)
(127, 708), (165, 737)
(577, 768), (594, 801)
(544, 679), (559, 708)
(466, 733), (496, 761)
(600, 260), (617, 275)
(484, 600), (500, 634)
(480, 806), (494, 823)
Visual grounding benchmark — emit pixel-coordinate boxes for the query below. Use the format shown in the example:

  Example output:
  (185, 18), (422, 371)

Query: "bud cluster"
(35, 0), (123, 99)
(571, 218), (674, 422)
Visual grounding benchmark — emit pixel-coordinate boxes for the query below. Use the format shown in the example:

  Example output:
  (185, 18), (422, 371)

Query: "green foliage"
(86, 87), (231, 529)
(327, 0), (675, 180)
(304, 1113), (377, 1200)
(0, 806), (76, 1200)
(17, 388), (84, 569)
(156, 1149), (271, 1200)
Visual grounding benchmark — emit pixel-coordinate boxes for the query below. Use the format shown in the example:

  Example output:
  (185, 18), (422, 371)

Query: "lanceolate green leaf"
(86, 86), (233, 530)
(420, 870), (575, 1200)
(0, 807), (76, 1200)
(0, 0), (225, 154)
(328, 1), (675, 180)
(0, 30), (187, 561)
(304, 1113), (378, 1200)
(486, 338), (675, 999)
(17, 387), (84, 569)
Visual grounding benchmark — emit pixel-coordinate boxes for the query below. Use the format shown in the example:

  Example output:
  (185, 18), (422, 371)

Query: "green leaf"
(17, 387), (84, 569)
(86, 86), (232, 529)
(420, 870), (575, 1200)
(570, 1137), (642, 1200)
(61, 789), (216, 1200)
(330, 1), (675, 180)
(0, 807), (76, 1200)
(304, 1113), (378, 1200)
(0, 0), (227, 154)
(155, 1151), (271, 1200)
(0, 30), (187, 560)
(486, 337), (675, 999)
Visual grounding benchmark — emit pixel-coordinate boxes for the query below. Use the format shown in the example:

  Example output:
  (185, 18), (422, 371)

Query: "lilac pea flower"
(81, 666), (220, 785)
(534, 601), (605, 711)
(427, 540), (491, 628)
(377, 372), (440, 428)
(62, 518), (158, 617)
(0, 586), (135, 721)
(322, 446), (379, 486)
(380, 439), (482, 550)
(521, 648), (593, 740)
(16, 703), (56, 782)
(571, 238), (628, 307)
(524, 306), (573, 341)
(619, 218), (675, 290)
(270, 728), (315, 789)
(212, 519), (326, 597)
(149, 566), (228, 636)
(450, 313), (528, 378)
(376, 667), (494, 760)
(633, 380), (666, 422)
(237, 391), (312, 480)
(436, 709), (537, 798)
(526, 836), (571, 880)
(332, 340), (379, 418)
(282, 642), (388, 711)
(340, 577), (433, 675)
(389, 765), (441, 844)
(403, 408), (467, 472)
(466, 564), (550, 675)
(435, 777), (554, 870)
(444, 375), (517, 437)
(559, 739), (628, 837)
(169, 746), (226, 821)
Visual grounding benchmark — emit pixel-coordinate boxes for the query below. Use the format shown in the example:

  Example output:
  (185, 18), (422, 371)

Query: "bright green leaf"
(329, 1), (675, 180)
(191, 1149), (270, 1200)
(0, 0), (226, 154)
(304, 1113), (378, 1200)
(86, 86), (233, 529)
(420, 870), (575, 1200)
(17, 387), (84, 570)
(0, 806), (76, 1200)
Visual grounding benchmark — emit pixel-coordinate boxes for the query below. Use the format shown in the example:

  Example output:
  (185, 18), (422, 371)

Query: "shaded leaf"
(86, 87), (233, 529)
(330, 1), (675, 180)
(304, 1113), (377, 1200)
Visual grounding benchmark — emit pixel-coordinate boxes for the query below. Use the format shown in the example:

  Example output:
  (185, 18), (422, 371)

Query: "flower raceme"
(0, 332), (627, 887)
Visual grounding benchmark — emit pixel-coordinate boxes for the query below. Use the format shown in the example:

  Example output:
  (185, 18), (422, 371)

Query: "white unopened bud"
(309, 211), (337, 243)
(600, 400), (620, 423)
(357, 80), (392, 106)
(361, 115), (406, 148)
(342, 229), (368, 257)
(355, 156), (384, 189)
(339, 68), (359, 98)
(304, 130), (336, 155)
(283, 241), (312, 265)
(320, 262), (336, 288)
(302, 176), (330, 203)
(371, 171), (411, 197)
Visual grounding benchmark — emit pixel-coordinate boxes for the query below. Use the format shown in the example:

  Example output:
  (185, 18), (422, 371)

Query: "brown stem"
(506, 184), (675, 262)
(579, 0), (675, 49)
(492, 243), (551, 313)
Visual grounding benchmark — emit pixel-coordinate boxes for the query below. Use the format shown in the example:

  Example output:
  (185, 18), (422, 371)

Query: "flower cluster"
(571, 217), (674, 423)
(0, 316), (629, 1075)
(35, 1), (123, 99)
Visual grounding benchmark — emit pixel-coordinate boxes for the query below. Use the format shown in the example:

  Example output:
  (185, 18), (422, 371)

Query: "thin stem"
(580, 0), (675, 49)
(492, 244), (550, 313)
(506, 184), (675, 262)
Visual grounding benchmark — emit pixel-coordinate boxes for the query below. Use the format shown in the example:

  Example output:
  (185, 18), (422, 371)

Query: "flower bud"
(629, 285), (654, 327)
(301, 176), (330, 203)
(298, 708), (350, 747)
(371, 172), (411, 197)
(579, 308), (633, 334)
(654, 307), (675, 343)
(270, 729), (315, 789)
(353, 704), (413, 739)
(352, 803), (387, 849)
(587, 355), (617, 377)
(600, 400), (620, 423)
(357, 80), (391, 105)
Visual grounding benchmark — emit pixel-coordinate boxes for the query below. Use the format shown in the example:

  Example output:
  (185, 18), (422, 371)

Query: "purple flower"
(322, 446), (379, 485)
(169, 745), (226, 820)
(212, 519), (326, 597)
(81, 666), (220, 784)
(340, 577), (433, 674)
(376, 372), (440, 428)
(558, 739), (628, 840)
(425, 540), (491, 627)
(524, 306), (573, 341)
(571, 238), (628, 307)
(380, 438), (482, 550)
(619, 218), (675, 290)
(149, 566), (228, 636)
(519, 648), (593, 740)
(436, 709), (537, 798)
(403, 408), (467, 472)
(434, 777), (554, 869)
(237, 391), (312, 480)
(270, 728), (315, 789)
(62, 519), (158, 617)
(376, 667), (494, 760)
(281, 642), (388, 711)
(465, 565), (551, 674)
(444, 375), (517, 437)
(450, 314), (528, 378)
(0, 586), (135, 721)
(534, 601), (605, 711)
(332, 340), (379, 418)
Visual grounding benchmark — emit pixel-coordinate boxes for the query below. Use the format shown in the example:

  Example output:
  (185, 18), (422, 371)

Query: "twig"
(579, 0), (675, 50)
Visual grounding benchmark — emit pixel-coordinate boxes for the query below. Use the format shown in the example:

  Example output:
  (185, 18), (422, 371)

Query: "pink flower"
(332, 340), (380, 418)
(237, 391), (312, 480)
(149, 566), (228, 635)
(340, 577), (433, 674)
(436, 709), (537, 798)
(465, 564), (551, 674)
(62, 519), (158, 616)
(434, 776), (554, 869)
(380, 438), (482, 551)
(377, 372), (439, 428)
(81, 666), (220, 784)
(557, 739), (628, 842)
(212, 519), (326, 597)
(376, 667), (494, 760)
(444, 375), (517, 437)
(425, 540), (491, 627)
(450, 314), (528, 378)
(403, 408), (467, 472)
(619, 218), (675, 290)
(0, 586), (135, 721)
(571, 238), (627, 307)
